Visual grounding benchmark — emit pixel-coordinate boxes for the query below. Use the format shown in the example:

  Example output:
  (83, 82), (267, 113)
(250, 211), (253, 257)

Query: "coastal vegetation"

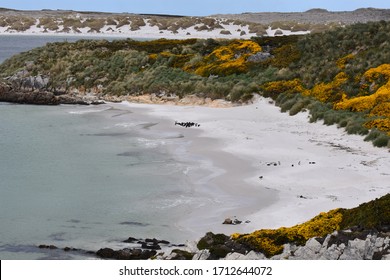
(225, 194), (389, 258)
(1, 21), (390, 147)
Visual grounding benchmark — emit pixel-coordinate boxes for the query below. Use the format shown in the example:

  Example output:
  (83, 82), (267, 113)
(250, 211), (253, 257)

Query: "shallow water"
(0, 35), (205, 259)
(0, 103), (205, 259)
(0, 35), (270, 260)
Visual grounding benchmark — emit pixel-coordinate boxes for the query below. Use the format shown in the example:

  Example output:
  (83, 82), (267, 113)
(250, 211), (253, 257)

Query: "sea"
(0, 35), (206, 259)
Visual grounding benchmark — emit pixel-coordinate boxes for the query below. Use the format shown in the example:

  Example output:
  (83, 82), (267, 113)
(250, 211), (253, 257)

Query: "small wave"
(155, 195), (209, 210)
(156, 197), (193, 209)
(67, 106), (111, 115)
(114, 122), (138, 128)
(136, 137), (166, 148)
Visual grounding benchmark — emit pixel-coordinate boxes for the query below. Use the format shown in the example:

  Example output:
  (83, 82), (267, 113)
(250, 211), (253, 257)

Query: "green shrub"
(345, 119), (369, 135)
(372, 134), (390, 147)
(364, 129), (382, 142)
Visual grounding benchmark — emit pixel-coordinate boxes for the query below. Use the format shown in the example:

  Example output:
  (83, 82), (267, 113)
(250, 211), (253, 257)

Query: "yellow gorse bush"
(308, 72), (348, 102)
(186, 40), (262, 76)
(232, 209), (343, 257)
(364, 63), (390, 82)
(261, 72), (348, 102)
(336, 53), (355, 70)
(261, 78), (307, 95)
(334, 64), (390, 134)
(260, 63), (390, 135)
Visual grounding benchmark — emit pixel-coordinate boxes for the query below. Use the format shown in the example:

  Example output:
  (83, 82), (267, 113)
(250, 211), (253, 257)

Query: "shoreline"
(1, 98), (389, 259)
(120, 97), (390, 239)
(116, 101), (278, 241)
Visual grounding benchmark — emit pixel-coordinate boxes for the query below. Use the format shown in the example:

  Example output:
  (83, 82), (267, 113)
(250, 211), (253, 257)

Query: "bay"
(0, 36), (200, 259)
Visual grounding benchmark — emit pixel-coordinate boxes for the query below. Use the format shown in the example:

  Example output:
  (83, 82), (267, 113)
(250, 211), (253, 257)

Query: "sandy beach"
(120, 96), (390, 240)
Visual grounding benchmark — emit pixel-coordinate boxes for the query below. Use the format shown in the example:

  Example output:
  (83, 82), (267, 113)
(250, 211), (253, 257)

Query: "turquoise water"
(0, 103), (202, 259)
(0, 36), (218, 260)
(0, 36), (201, 259)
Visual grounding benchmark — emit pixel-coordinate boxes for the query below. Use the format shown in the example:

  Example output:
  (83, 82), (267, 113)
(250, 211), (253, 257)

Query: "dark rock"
(220, 30), (232, 35)
(140, 250), (157, 260)
(274, 29), (284, 35)
(123, 237), (139, 243)
(145, 238), (158, 243)
(198, 232), (229, 249)
(141, 242), (161, 250)
(315, 236), (326, 245)
(96, 247), (157, 260)
(197, 232), (248, 260)
(172, 244), (186, 247)
(223, 218), (233, 224)
(0, 89), (60, 105)
(38, 244), (58, 250)
(115, 248), (133, 260)
(223, 218), (242, 225)
(57, 95), (89, 105)
(91, 100), (105, 105)
(143, 238), (170, 245)
(96, 248), (115, 258)
(170, 249), (195, 260)
(209, 244), (231, 259)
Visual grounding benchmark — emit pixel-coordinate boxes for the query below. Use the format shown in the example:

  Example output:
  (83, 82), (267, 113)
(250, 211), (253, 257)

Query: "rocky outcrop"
(193, 230), (390, 260)
(94, 236), (186, 260)
(38, 229), (390, 260)
(0, 77), (104, 105)
(7, 71), (50, 92)
(194, 232), (249, 260)
(96, 248), (157, 260)
(247, 52), (273, 62)
(281, 230), (390, 260)
(0, 80), (59, 104)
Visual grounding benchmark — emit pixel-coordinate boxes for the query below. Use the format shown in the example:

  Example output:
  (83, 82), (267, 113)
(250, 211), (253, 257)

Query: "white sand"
(121, 97), (390, 240)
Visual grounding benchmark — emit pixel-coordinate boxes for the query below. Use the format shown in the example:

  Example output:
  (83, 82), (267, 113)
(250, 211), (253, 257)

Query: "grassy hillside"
(1, 21), (390, 147)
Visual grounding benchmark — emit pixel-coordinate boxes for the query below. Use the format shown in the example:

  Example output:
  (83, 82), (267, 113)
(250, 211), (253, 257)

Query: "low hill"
(0, 8), (390, 38)
(1, 20), (390, 147)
